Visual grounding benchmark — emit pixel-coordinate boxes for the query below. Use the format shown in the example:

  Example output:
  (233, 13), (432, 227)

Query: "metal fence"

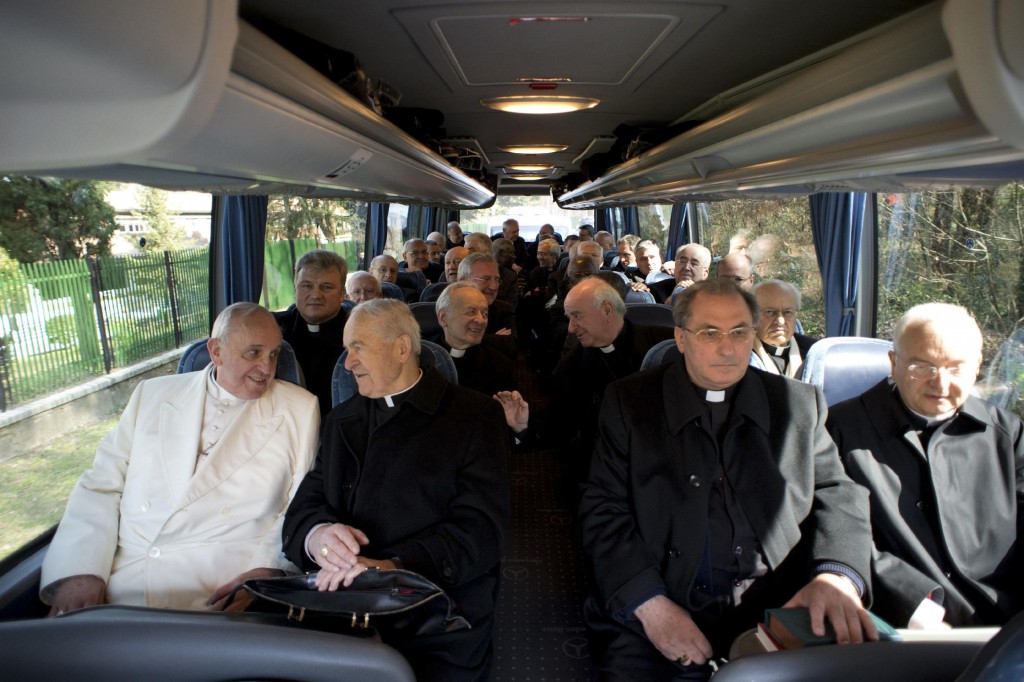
(0, 249), (210, 411)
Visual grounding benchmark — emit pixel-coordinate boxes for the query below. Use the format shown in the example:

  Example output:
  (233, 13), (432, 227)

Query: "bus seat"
(625, 289), (656, 305)
(640, 338), (680, 370)
(0, 605), (415, 681)
(176, 338), (304, 387)
(409, 301), (441, 339)
(342, 299), (357, 313)
(380, 282), (404, 300)
(332, 339), (456, 406)
(956, 610), (1024, 681)
(420, 281), (450, 303)
(624, 303), (675, 329)
(396, 271), (426, 303)
(713, 639), (982, 682)
(801, 336), (893, 406)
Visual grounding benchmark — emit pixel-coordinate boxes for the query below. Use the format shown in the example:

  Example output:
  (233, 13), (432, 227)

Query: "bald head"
(717, 253), (754, 289)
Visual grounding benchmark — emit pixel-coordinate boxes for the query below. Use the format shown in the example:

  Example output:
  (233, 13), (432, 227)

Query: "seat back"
(341, 299), (357, 313)
(379, 282), (404, 300)
(640, 338), (680, 370)
(801, 336), (893, 406)
(396, 270), (426, 302)
(420, 281), (450, 303)
(625, 289), (656, 305)
(409, 301), (441, 339)
(956, 610), (1024, 681)
(331, 339), (457, 407)
(624, 303), (675, 329)
(176, 338), (304, 387)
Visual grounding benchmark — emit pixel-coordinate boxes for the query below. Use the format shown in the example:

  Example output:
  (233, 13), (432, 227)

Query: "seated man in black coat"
(751, 279), (816, 378)
(497, 277), (674, 486)
(282, 299), (510, 682)
(827, 303), (1023, 628)
(273, 249), (348, 415)
(401, 238), (443, 284)
(430, 282), (516, 398)
(457, 252), (517, 358)
(577, 279), (876, 679)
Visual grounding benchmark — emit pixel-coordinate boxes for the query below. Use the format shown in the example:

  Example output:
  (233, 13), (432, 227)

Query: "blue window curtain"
(810, 192), (868, 337)
(621, 206), (638, 237)
(594, 210), (609, 233)
(409, 206), (437, 239)
(368, 203), (389, 259)
(665, 203), (690, 255)
(209, 195), (267, 327)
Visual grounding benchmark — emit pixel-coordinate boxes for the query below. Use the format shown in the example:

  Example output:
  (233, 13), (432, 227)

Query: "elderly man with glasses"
(752, 279), (817, 378)
(458, 252), (516, 357)
(827, 303), (1023, 629)
(580, 279), (876, 680)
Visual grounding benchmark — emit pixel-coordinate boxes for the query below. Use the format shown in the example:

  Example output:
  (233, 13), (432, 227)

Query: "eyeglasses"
(761, 308), (797, 320)
(406, 249), (429, 257)
(472, 276), (500, 285)
(677, 258), (706, 268)
(720, 275), (751, 283)
(904, 363), (973, 380)
(684, 326), (757, 345)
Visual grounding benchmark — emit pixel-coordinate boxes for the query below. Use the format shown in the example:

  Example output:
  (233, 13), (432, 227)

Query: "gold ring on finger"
(320, 545), (330, 558)
(679, 654), (691, 666)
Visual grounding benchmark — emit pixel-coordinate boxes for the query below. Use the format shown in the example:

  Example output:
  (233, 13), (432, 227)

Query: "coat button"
(916, 500), (927, 511)
(342, 481), (353, 492)
(689, 475), (701, 488)
(668, 546), (680, 559)
(734, 546), (743, 556)
(443, 567), (454, 577)
(148, 547), (161, 558)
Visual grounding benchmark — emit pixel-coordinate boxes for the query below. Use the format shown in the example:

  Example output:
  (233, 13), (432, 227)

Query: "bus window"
(461, 196), (593, 242)
(697, 197), (824, 337)
(262, 195), (367, 311)
(636, 205), (674, 245)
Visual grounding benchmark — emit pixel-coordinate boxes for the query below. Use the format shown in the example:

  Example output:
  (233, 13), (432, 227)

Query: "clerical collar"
(762, 340), (789, 356)
(209, 365), (248, 402)
(378, 370), (424, 408)
(905, 403), (956, 426)
(695, 382), (738, 404)
(449, 347), (467, 358)
(599, 343), (616, 354)
(306, 323), (320, 333)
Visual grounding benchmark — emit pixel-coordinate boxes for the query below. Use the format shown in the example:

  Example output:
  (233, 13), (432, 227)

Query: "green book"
(764, 607), (902, 648)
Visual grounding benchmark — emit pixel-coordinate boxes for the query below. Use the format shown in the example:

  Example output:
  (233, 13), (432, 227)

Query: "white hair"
(892, 303), (982, 356)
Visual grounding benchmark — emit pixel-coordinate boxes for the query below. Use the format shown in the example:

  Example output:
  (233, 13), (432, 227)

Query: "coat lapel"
(158, 371), (208, 506)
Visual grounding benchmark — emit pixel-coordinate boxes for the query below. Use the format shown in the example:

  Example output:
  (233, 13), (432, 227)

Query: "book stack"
(754, 607), (901, 652)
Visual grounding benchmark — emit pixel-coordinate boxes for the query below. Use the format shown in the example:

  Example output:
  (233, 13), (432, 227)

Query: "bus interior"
(1, 0), (1023, 679)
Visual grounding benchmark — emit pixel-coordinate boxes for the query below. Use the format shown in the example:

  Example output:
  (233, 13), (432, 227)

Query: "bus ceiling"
(0, 0), (1021, 209)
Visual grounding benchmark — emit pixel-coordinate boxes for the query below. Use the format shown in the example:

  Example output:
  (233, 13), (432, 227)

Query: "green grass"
(0, 413), (120, 561)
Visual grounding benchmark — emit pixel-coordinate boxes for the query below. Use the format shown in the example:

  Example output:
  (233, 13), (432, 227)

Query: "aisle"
(491, 358), (593, 681)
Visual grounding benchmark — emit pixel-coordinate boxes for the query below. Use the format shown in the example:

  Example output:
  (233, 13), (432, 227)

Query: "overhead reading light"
(506, 174), (548, 181)
(506, 164), (554, 172)
(481, 96), (599, 114)
(499, 144), (568, 154)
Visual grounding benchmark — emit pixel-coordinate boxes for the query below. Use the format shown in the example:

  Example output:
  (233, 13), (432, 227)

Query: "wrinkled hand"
(494, 390), (529, 432)
(676, 279), (695, 289)
(512, 263), (523, 274)
(310, 523), (369, 578)
(208, 567), (284, 612)
(48, 575), (106, 616)
(661, 262), (675, 275)
(495, 328), (512, 336)
(783, 573), (878, 643)
(634, 595), (713, 666)
(630, 282), (650, 292)
(315, 557), (397, 591)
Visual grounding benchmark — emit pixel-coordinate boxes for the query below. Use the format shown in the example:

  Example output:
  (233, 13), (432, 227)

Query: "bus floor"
(492, 357), (594, 681)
